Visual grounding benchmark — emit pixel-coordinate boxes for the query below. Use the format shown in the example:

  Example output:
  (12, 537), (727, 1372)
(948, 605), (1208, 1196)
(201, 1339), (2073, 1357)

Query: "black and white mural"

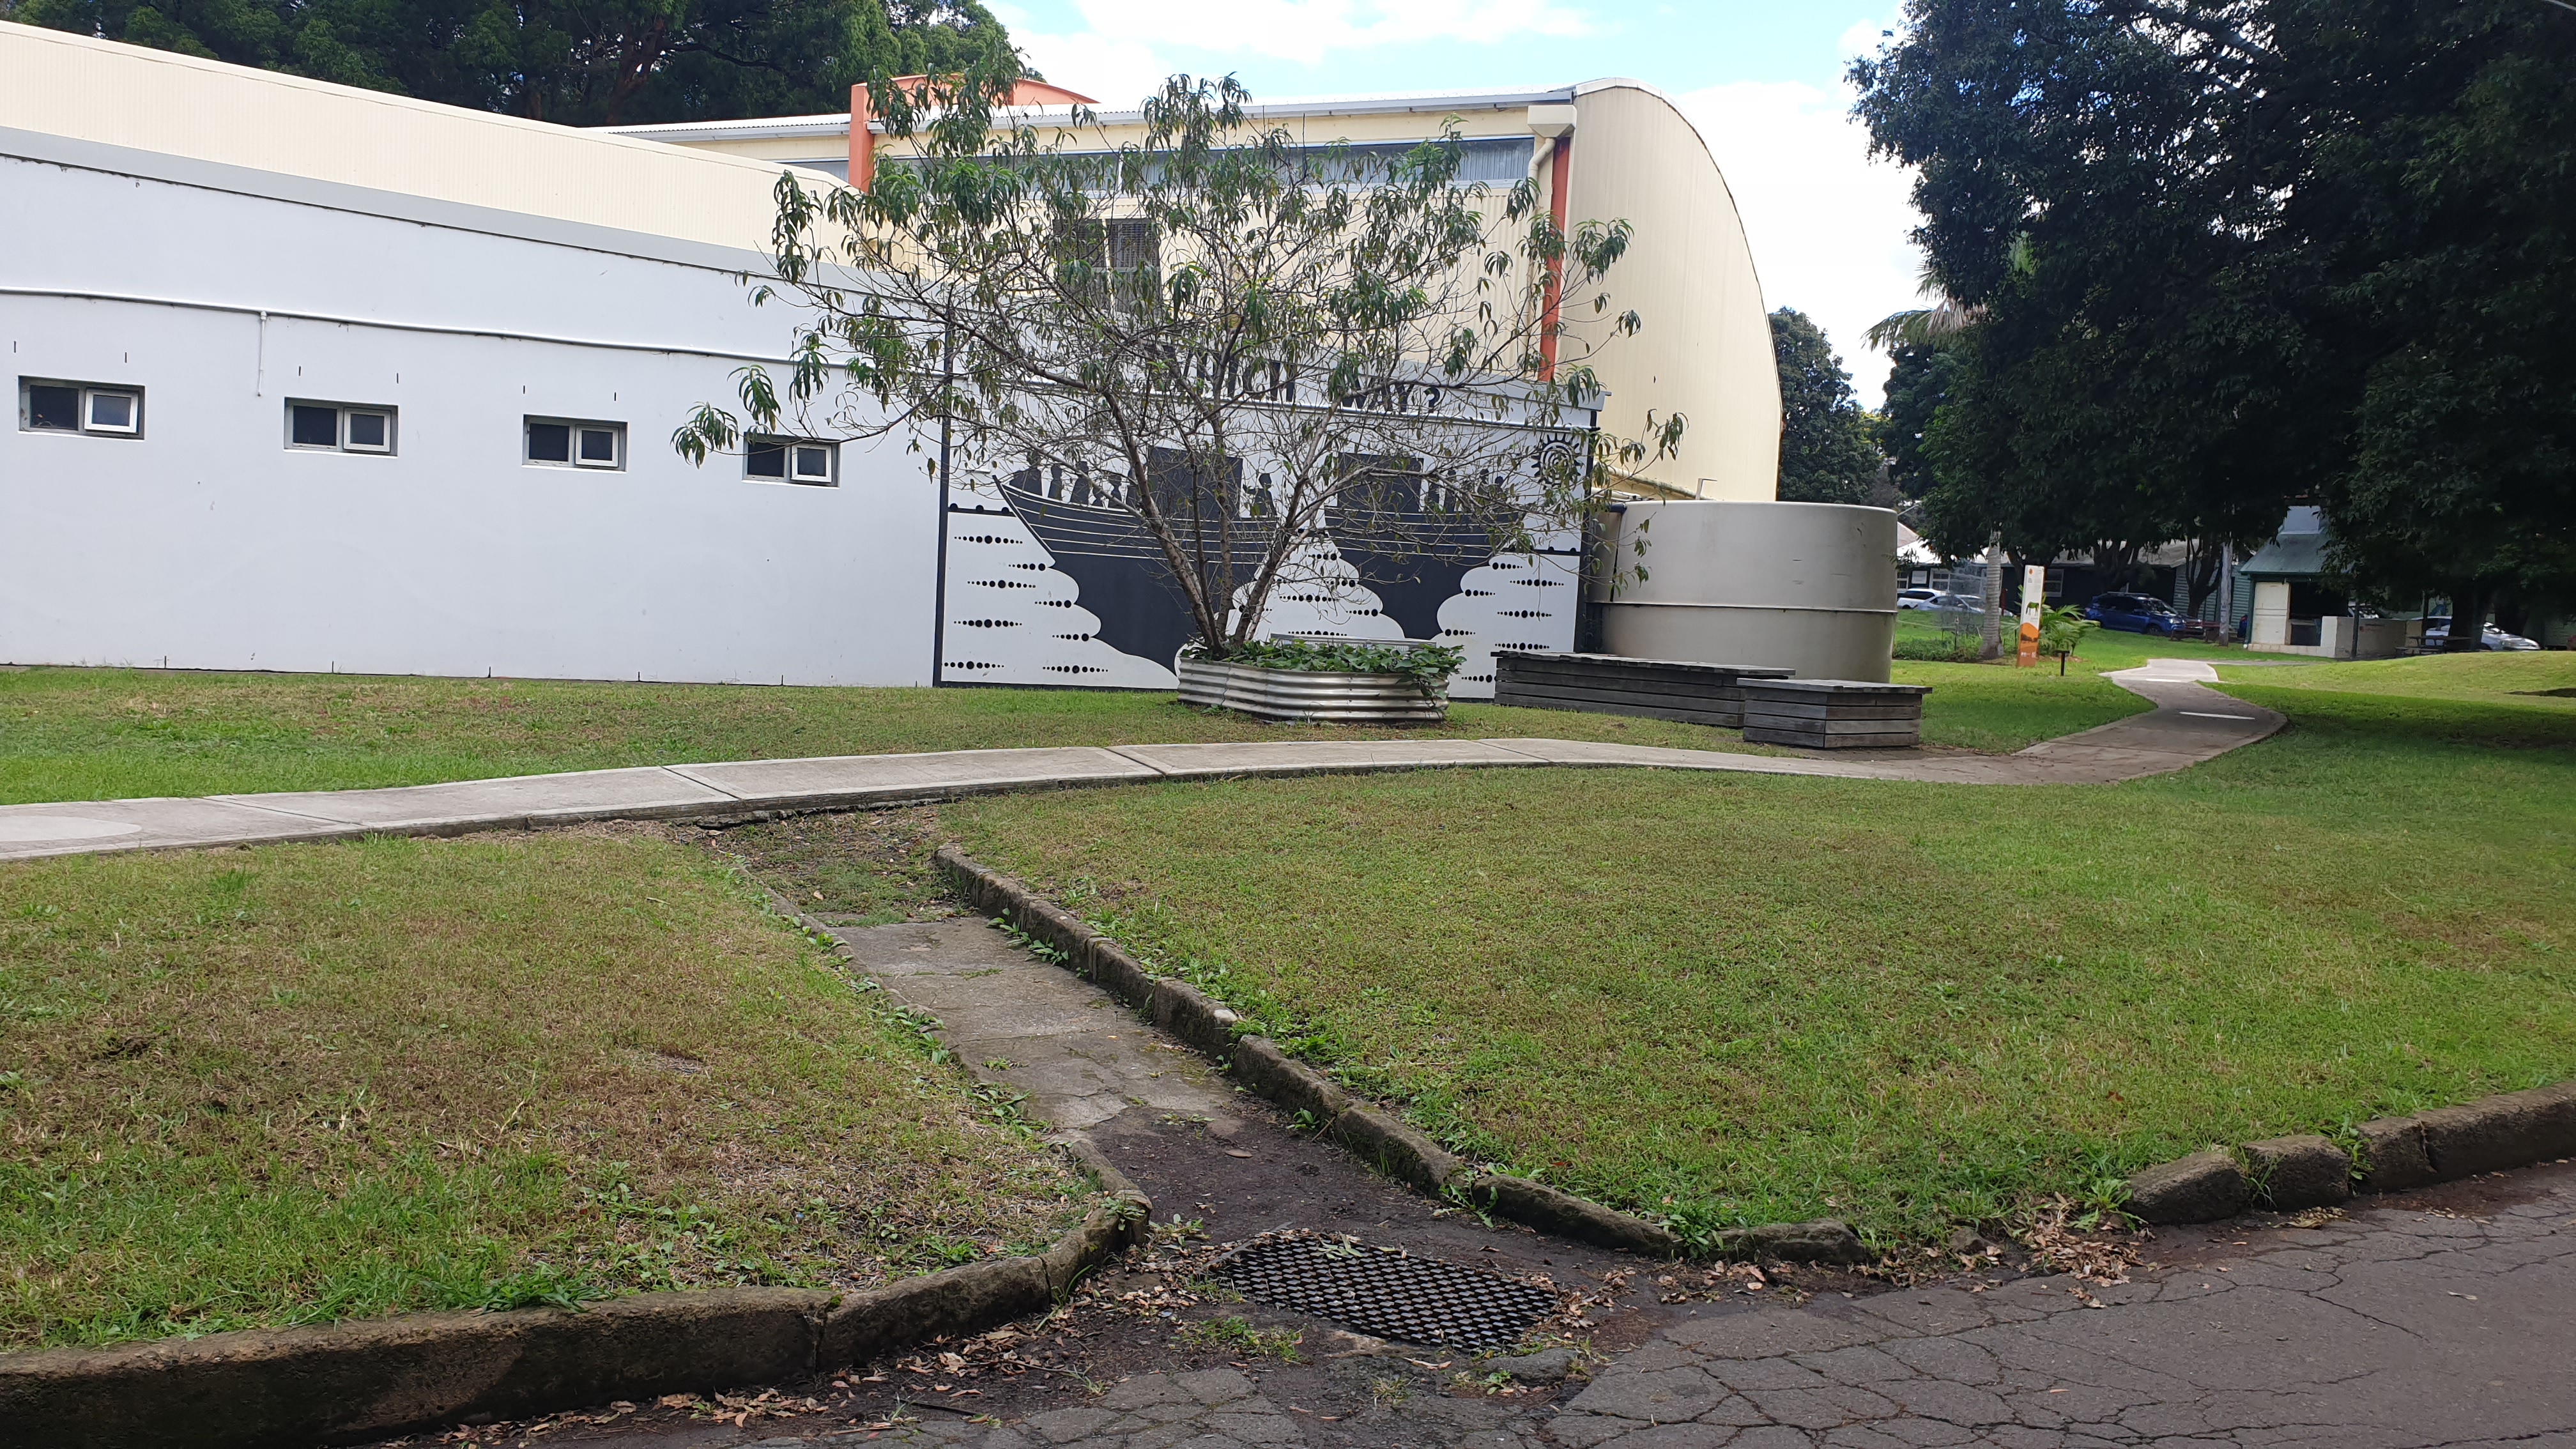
(937, 459), (1580, 698)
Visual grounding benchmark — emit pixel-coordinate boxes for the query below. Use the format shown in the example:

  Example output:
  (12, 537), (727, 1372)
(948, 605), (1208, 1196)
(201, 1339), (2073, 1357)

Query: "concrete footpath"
(0, 663), (2278, 863)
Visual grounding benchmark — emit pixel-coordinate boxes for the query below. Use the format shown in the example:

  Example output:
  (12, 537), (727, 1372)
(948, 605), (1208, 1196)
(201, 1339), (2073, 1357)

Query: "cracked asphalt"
(1547, 1162), (2576, 1448)
(456, 1161), (2573, 1449)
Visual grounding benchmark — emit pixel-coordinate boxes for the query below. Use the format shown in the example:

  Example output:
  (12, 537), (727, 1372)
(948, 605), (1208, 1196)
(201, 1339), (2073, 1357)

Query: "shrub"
(1893, 633), (1986, 663)
(1188, 636), (1466, 698)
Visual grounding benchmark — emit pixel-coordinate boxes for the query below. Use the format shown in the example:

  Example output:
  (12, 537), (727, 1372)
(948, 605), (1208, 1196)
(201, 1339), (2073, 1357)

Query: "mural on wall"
(937, 448), (1581, 697)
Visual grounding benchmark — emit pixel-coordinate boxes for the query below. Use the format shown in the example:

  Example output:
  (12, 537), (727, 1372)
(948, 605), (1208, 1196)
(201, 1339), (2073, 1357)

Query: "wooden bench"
(1493, 652), (1795, 729)
(1740, 679), (1932, 749)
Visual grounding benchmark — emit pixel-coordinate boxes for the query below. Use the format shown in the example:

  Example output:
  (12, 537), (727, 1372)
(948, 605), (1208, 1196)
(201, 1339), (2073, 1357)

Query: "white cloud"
(1015, 28), (1174, 109)
(1675, 77), (1922, 406)
(1837, 12), (1900, 63)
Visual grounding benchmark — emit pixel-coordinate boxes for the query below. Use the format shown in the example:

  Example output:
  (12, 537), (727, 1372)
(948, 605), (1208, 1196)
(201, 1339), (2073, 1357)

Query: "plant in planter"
(1177, 636), (1468, 723)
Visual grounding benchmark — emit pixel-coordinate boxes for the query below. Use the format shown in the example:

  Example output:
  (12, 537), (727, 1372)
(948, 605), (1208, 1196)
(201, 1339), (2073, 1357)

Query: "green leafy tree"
(1851, 0), (2575, 639)
(4, 0), (1017, 125)
(677, 77), (1683, 658)
(2283, 1), (2576, 643)
(1878, 342), (1955, 502)
(1770, 308), (1880, 506)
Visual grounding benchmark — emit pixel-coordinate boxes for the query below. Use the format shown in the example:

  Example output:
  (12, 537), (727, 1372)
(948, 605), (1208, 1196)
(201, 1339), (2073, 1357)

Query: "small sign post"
(2016, 564), (2046, 668)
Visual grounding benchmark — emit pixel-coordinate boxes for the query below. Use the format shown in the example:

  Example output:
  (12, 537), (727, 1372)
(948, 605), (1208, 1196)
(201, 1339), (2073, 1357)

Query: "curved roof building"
(609, 79), (1783, 501)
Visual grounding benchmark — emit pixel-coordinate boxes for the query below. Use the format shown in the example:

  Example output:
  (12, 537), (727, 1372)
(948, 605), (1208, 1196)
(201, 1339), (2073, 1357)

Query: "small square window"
(20, 378), (144, 437)
(86, 390), (139, 434)
(291, 404), (342, 448)
(286, 400), (397, 455)
(744, 436), (837, 486)
(25, 383), (81, 432)
(525, 417), (624, 471)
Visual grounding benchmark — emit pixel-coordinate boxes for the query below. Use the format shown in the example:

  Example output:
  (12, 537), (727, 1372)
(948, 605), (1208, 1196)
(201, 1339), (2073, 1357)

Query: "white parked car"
(1898, 588), (1981, 612)
(2420, 617), (2541, 651)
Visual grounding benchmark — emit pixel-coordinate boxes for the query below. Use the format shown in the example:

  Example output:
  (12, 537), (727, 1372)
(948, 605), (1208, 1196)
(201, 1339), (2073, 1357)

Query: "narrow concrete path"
(842, 917), (1241, 1135)
(0, 663), (2280, 862)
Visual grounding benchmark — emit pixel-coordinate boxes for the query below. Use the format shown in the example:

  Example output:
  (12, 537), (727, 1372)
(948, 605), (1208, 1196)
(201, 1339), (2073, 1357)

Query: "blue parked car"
(2084, 590), (2184, 635)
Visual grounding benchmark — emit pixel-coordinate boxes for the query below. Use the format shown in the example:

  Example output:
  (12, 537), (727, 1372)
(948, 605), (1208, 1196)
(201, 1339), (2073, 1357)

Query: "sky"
(986, 0), (1926, 404)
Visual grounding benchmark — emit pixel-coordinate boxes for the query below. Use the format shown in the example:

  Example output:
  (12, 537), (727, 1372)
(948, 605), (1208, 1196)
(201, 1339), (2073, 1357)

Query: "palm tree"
(1864, 239), (2029, 352)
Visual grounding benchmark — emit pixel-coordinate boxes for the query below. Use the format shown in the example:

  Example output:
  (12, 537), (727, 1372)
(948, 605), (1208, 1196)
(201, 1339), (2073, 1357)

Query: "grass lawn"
(1, 640), (2266, 807)
(1885, 620), (2357, 752)
(919, 652), (2575, 1247)
(0, 668), (1769, 806)
(2218, 648), (2576, 710)
(0, 828), (1088, 1351)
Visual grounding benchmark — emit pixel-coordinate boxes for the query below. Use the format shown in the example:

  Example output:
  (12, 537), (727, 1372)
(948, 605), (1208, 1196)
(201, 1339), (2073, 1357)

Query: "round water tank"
(1598, 500), (1897, 680)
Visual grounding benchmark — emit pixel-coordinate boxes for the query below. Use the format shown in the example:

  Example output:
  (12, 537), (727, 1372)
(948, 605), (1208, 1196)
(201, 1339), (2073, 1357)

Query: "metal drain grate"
(1208, 1237), (1558, 1349)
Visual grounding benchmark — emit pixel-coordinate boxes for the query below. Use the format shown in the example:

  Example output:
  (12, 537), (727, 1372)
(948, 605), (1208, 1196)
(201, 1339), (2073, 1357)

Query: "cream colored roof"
(599, 84), (1583, 144)
(0, 19), (795, 252)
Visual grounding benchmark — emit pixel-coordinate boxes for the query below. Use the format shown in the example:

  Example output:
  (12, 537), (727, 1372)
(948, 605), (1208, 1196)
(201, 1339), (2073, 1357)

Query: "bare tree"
(677, 74), (1682, 657)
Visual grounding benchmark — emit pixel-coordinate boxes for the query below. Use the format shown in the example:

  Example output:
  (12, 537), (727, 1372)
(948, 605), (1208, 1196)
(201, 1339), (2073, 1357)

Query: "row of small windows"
(17, 378), (838, 486)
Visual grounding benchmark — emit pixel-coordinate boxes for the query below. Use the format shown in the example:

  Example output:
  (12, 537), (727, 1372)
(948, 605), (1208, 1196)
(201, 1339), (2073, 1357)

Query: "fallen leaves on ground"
(2018, 1196), (2147, 1285)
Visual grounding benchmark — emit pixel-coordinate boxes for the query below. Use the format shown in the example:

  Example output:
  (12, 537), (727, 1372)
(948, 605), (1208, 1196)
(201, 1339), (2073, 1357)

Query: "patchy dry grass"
(0, 827), (1087, 1350)
(705, 808), (961, 929)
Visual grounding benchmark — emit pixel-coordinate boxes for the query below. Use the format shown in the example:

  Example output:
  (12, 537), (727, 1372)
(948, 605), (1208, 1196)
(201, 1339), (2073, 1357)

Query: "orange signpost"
(2016, 564), (2045, 668)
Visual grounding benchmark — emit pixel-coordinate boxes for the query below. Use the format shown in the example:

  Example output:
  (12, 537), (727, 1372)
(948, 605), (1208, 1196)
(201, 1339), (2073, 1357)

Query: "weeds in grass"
(477, 1261), (597, 1312)
(1175, 1315), (1303, 1361)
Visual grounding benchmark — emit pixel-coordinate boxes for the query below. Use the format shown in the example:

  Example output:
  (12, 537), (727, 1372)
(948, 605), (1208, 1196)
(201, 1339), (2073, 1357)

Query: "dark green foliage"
(1851, 1), (2576, 614)
(3, 0), (1016, 125)
(2292, 2), (2576, 624)
(1878, 342), (1954, 502)
(1890, 632), (1984, 663)
(1770, 308), (1880, 505)
(1197, 637), (1468, 700)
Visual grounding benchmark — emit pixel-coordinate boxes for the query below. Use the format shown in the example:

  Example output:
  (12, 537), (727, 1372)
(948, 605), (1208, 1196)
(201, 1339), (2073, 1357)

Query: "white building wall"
(1, 148), (940, 687)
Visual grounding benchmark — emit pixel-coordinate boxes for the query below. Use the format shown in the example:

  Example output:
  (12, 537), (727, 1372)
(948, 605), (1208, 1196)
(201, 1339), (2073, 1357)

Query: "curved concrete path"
(0, 663), (2280, 863)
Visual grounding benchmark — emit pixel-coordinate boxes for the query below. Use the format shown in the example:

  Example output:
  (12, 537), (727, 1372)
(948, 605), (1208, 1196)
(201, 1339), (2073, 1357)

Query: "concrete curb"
(937, 843), (1720, 1261)
(2121, 1080), (2576, 1225)
(0, 899), (1156, 1449)
(0, 1200), (1144, 1449)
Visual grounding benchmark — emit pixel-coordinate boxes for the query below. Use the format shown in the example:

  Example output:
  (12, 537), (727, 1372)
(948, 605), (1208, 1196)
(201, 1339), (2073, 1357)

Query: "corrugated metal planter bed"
(1176, 657), (1448, 723)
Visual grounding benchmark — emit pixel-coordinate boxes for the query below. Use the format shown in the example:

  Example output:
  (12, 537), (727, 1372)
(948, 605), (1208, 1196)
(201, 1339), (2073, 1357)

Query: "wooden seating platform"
(1740, 678), (1932, 749)
(1493, 652), (1796, 728)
